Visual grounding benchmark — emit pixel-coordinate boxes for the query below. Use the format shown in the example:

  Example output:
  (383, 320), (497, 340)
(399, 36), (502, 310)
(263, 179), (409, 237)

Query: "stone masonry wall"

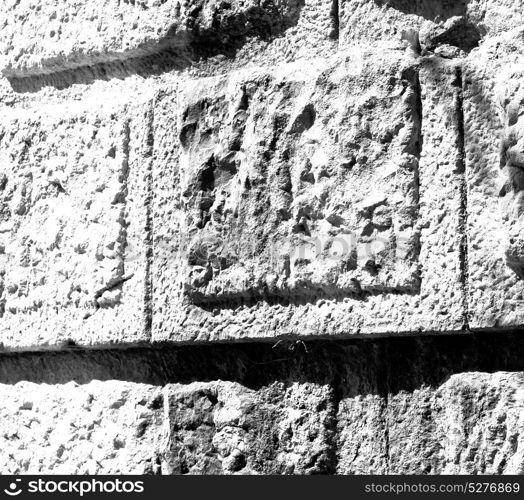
(0, 0), (523, 474)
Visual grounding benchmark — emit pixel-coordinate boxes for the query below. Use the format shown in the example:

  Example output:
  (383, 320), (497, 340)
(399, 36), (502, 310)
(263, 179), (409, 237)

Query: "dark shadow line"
(6, 49), (191, 93)
(455, 65), (471, 329)
(144, 101), (155, 339)
(1, 330), (523, 396)
(187, 282), (421, 310)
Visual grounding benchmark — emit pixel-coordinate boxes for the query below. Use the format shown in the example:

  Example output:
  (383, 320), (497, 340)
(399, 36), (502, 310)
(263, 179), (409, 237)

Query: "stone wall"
(0, 0), (523, 474)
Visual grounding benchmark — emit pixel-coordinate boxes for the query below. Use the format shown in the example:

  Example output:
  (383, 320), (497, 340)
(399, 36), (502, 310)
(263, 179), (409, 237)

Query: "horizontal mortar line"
(1, 38), (187, 79)
(0, 329), (524, 388)
(3, 47), (193, 93)
(0, 326), (505, 357)
(3, 46), (342, 93)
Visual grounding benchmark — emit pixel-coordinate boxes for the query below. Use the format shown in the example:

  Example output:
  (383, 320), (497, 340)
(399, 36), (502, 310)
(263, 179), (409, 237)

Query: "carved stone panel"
(153, 53), (466, 341)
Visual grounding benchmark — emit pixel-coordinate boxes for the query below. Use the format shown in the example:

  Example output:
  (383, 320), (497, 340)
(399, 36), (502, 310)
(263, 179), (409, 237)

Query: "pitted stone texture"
(183, 0), (335, 78)
(463, 28), (524, 329)
(335, 342), (388, 474)
(0, 0), (185, 76)
(417, 59), (467, 330)
(0, 336), (523, 474)
(437, 372), (524, 474)
(339, 0), (524, 53)
(0, 0), (333, 79)
(0, 381), (163, 474)
(153, 53), (465, 342)
(467, 0), (524, 36)
(387, 372), (524, 474)
(340, 0), (466, 50)
(161, 381), (335, 474)
(179, 58), (421, 301)
(152, 85), (182, 337)
(335, 334), (524, 474)
(0, 98), (151, 349)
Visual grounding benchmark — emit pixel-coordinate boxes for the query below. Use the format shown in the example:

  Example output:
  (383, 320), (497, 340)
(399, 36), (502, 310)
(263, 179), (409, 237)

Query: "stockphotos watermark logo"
(4, 480), (22, 496)
(3, 479), (144, 497)
(138, 231), (417, 268)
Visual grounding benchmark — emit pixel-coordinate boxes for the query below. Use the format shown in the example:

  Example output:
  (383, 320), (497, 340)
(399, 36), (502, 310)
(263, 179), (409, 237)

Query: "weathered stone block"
(178, 60), (421, 303)
(0, 381), (164, 474)
(161, 380), (335, 474)
(467, 0), (524, 36)
(339, 0), (524, 54)
(0, 0), (334, 79)
(463, 28), (524, 329)
(335, 343), (388, 474)
(0, 336), (522, 474)
(335, 335), (524, 474)
(0, 98), (152, 348)
(153, 52), (466, 341)
(387, 372), (524, 474)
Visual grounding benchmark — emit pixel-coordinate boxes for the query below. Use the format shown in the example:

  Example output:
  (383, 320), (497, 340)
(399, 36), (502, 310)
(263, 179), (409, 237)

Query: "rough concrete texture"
(383, 372), (524, 474)
(340, 0), (524, 51)
(0, 0), (302, 76)
(341, 371), (524, 474)
(0, 0), (523, 346)
(0, 0), (334, 82)
(0, 0), (523, 476)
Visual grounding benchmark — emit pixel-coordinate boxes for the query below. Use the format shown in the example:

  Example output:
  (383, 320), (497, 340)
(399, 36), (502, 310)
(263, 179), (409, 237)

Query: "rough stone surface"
(0, 96), (152, 348)
(0, 381), (164, 474)
(1, 0), (523, 346)
(386, 372), (524, 474)
(340, 0), (524, 51)
(0, 0), (523, 477)
(153, 51), (470, 342)
(162, 381), (336, 474)
(336, 336), (524, 474)
(1, 334), (522, 474)
(463, 27), (524, 329)
(0, 0), (334, 80)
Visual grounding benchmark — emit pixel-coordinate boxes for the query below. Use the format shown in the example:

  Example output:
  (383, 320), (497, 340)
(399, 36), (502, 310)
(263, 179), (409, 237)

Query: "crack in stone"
(454, 65), (471, 331)
(93, 273), (135, 307)
(144, 101), (155, 338)
(329, 0), (339, 40)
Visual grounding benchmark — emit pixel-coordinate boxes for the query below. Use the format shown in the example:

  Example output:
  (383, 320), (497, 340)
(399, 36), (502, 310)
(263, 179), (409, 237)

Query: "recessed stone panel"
(153, 53), (466, 341)
(178, 58), (421, 304)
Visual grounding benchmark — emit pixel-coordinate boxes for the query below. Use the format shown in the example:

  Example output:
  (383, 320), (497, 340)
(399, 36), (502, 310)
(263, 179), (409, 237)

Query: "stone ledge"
(0, 332), (523, 474)
(0, 0), (334, 79)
